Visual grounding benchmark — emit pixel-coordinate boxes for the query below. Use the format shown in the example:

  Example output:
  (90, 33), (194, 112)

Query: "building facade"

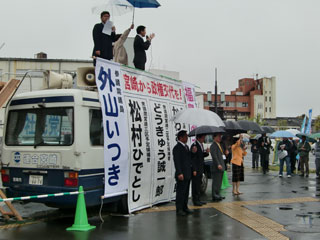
(200, 76), (276, 120)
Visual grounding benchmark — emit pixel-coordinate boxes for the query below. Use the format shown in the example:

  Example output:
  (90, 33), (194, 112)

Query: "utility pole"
(214, 67), (218, 113)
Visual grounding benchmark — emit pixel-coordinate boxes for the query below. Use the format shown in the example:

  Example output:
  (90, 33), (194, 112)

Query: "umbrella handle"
(132, 7), (135, 24)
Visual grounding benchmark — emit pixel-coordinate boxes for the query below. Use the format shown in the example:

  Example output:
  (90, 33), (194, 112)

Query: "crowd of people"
(92, 11), (155, 70)
(173, 130), (248, 216)
(172, 129), (320, 216)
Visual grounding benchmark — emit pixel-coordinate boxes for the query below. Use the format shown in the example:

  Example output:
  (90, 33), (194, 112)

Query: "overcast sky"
(1, 0), (319, 117)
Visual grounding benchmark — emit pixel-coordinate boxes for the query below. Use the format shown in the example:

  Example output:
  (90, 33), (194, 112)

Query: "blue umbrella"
(126, 0), (161, 8)
(125, 0), (161, 22)
(270, 131), (295, 139)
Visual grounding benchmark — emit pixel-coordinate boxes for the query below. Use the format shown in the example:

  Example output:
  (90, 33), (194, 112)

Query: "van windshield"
(5, 108), (73, 146)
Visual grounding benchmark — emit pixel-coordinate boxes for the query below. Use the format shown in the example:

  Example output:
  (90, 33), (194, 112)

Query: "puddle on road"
(300, 186), (316, 191)
(278, 207), (295, 211)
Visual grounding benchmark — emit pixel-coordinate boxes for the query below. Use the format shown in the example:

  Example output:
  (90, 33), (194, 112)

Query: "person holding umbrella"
(190, 134), (209, 206)
(210, 133), (226, 201)
(277, 138), (292, 178)
(231, 134), (247, 195)
(251, 139), (259, 169)
(258, 133), (272, 174)
(297, 135), (311, 177)
(113, 23), (134, 65)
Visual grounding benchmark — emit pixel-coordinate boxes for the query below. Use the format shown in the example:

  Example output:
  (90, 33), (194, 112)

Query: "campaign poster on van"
(121, 69), (185, 212)
(96, 59), (193, 212)
(95, 59), (130, 198)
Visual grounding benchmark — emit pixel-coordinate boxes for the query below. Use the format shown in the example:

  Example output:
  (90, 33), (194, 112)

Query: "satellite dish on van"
(77, 67), (96, 87)
(43, 71), (73, 89)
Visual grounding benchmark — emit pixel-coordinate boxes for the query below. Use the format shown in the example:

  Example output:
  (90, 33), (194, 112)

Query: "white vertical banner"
(95, 58), (130, 198)
(150, 101), (172, 204)
(169, 104), (186, 200)
(183, 82), (197, 143)
(126, 97), (153, 212)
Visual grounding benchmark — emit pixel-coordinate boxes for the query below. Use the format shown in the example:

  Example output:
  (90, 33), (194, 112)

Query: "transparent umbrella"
(92, 0), (134, 17)
(170, 108), (225, 127)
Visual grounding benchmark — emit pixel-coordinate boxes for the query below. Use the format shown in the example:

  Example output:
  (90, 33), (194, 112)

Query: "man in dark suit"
(173, 130), (194, 216)
(210, 133), (226, 201)
(133, 25), (155, 70)
(92, 11), (116, 66)
(191, 134), (209, 206)
(257, 133), (272, 174)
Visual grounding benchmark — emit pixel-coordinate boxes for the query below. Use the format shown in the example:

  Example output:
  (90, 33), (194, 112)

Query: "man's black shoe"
(212, 198), (222, 202)
(184, 209), (193, 214)
(200, 201), (207, 205)
(306, 174), (309, 178)
(176, 210), (187, 216)
(193, 201), (203, 206)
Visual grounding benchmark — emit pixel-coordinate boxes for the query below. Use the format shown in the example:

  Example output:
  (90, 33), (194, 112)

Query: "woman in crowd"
(231, 134), (247, 195)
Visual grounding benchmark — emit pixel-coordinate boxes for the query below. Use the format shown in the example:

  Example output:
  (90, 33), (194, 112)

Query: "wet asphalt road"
(1, 168), (320, 240)
(1, 149), (320, 240)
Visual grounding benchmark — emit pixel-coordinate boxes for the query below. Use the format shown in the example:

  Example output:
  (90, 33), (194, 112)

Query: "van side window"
(89, 109), (103, 146)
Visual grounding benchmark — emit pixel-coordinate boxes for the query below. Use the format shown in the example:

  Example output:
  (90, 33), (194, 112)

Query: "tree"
(314, 115), (320, 132)
(277, 119), (288, 130)
(246, 114), (265, 125)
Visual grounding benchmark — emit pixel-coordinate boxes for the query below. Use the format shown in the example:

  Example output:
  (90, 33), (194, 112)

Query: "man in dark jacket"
(190, 134), (209, 206)
(173, 130), (194, 216)
(133, 25), (155, 70)
(278, 138), (292, 177)
(258, 133), (272, 174)
(251, 139), (260, 168)
(210, 133), (226, 201)
(92, 11), (116, 66)
(298, 136), (311, 177)
(289, 138), (298, 173)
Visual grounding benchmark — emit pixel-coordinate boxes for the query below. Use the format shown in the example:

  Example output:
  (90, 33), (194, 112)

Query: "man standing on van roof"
(92, 11), (116, 66)
(133, 25), (155, 70)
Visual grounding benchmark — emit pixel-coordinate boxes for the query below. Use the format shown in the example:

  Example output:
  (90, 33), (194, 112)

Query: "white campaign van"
(1, 60), (195, 211)
(1, 89), (111, 207)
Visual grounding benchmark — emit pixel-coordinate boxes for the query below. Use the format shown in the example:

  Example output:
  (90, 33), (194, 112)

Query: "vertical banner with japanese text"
(95, 58), (130, 198)
(183, 82), (197, 143)
(126, 97), (153, 212)
(150, 101), (172, 204)
(169, 104), (186, 200)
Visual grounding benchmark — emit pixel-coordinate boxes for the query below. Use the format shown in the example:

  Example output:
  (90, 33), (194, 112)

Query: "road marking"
(139, 197), (320, 240)
(0, 221), (39, 230)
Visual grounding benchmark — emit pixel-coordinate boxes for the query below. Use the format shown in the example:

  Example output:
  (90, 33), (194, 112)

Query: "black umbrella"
(261, 126), (275, 134)
(223, 120), (247, 134)
(188, 125), (225, 137)
(237, 120), (263, 134)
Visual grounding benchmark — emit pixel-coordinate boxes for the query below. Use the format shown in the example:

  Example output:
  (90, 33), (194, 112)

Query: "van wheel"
(117, 195), (129, 214)
(200, 173), (208, 194)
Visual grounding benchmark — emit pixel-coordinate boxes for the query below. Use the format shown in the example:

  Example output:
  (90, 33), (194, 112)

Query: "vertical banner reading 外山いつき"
(95, 58), (130, 198)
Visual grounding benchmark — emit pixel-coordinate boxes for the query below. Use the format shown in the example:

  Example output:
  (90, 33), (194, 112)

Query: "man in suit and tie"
(191, 134), (209, 206)
(92, 11), (116, 66)
(210, 133), (226, 201)
(173, 130), (195, 216)
(133, 25), (155, 70)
